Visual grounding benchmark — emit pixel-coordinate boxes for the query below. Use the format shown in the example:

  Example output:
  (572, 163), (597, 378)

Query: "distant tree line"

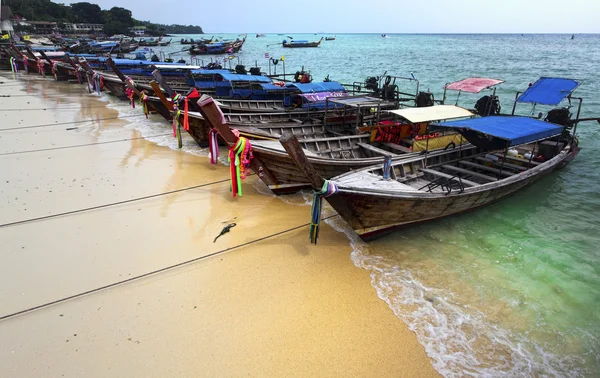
(134, 21), (204, 35)
(4, 0), (204, 35)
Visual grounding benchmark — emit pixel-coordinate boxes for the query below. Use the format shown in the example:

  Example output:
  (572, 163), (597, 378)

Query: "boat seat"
(420, 168), (479, 187)
(335, 171), (419, 192)
(441, 165), (498, 182)
(492, 153), (540, 166)
(474, 157), (527, 171)
(458, 160), (514, 177)
(383, 143), (412, 154)
(356, 143), (397, 157)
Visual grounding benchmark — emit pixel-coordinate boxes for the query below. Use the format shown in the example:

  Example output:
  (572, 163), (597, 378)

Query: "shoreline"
(0, 73), (440, 377)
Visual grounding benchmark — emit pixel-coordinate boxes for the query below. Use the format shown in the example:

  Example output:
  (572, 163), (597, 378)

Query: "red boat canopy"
(445, 78), (504, 93)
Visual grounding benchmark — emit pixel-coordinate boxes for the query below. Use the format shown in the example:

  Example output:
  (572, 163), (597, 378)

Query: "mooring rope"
(0, 176), (237, 228)
(0, 114), (147, 132)
(0, 214), (339, 321)
(0, 133), (173, 156)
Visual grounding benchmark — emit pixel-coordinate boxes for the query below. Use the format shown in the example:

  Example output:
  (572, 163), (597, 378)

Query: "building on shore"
(129, 26), (146, 36)
(63, 23), (104, 34)
(24, 21), (57, 34)
(1, 5), (14, 36)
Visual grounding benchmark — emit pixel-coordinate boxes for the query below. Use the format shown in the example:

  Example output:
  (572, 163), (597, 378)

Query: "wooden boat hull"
(53, 64), (76, 81)
(252, 138), (386, 194)
(327, 146), (580, 240)
(102, 77), (127, 99)
(182, 111), (328, 147)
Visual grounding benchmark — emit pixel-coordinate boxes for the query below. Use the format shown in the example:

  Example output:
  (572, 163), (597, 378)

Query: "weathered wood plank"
(458, 160), (515, 177)
(441, 164), (497, 182)
(357, 143), (396, 157)
(384, 143), (412, 154)
(420, 168), (479, 187)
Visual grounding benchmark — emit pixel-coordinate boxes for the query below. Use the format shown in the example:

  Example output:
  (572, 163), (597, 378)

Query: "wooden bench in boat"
(474, 157), (527, 171)
(458, 160), (515, 178)
(357, 143), (397, 157)
(383, 143), (412, 154)
(336, 171), (419, 192)
(420, 168), (479, 187)
(441, 164), (498, 182)
(492, 153), (540, 166)
(252, 140), (320, 157)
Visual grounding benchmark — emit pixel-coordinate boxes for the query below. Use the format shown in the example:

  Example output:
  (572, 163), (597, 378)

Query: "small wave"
(324, 217), (587, 377)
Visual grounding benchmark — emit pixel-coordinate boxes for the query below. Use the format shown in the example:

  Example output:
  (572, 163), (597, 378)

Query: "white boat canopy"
(386, 105), (473, 123)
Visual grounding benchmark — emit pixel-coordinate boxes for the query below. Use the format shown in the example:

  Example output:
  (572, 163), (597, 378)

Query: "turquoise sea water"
(156, 34), (600, 376)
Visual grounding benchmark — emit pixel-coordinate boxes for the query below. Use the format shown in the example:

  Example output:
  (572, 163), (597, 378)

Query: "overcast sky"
(65, 0), (599, 33)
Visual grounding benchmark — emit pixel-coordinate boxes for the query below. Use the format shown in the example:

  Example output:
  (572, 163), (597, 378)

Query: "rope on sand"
(0, 214), (339, 322)
(0, 114), (147, 132)
(0, 176), (240, 229)
(0, 133), (173, 156)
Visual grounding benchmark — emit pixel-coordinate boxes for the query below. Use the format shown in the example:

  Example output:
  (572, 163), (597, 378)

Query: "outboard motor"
(206, 62), (223, 70)
(294, 71), (312, 83)
(545, 107), (572, 126)
(415, 91), (434, 107)
(165, 58), (173, 63)
(177, 59), (186, 64)
(249, 67), (261, 76)
(150, 54), (160, 62)
(365, 76), (379, 91)
(235, 64), (247, 74)
(474, 95), (501, 116)
(381, 84), (397, 101)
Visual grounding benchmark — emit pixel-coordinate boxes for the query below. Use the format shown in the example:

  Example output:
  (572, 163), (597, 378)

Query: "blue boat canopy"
(287, 82), (345, 93)
(219, 73), (272, 83)
(438, 116), (563, 148)
(189, 69), (234, 75)
(259, 83), (293, 91)
(97, 58), (180, 66)
(517, 77), (579, 106)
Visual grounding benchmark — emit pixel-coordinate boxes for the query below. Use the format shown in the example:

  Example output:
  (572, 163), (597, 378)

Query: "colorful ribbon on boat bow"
(36, 59), (45, 76)
(91, 72), (104, 94)
(9, 57), (17, 73)
(310, 180), (338, 244)
(171, 93), (182, 137)
(124, 77), (135, 108)
(75, 65), (83, 84)
(228, 137), (253, 198)
(209, 128), (219, 164)
(139, 92), (149, 118)
(52, 62), (58, 81)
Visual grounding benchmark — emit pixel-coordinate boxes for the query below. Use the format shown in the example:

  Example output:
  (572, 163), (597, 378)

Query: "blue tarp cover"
(219, 73), (272, 83)
(259, 83), (293, 91)
(517, 77), (579, 105)
(286, 82), (345, 93)
(438, 116), (563, 147)
(99, 58), (180, 66)
(189, 69), (234, 75)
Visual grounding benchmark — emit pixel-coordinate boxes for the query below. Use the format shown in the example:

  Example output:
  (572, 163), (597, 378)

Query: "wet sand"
(0, 73), (439, 377)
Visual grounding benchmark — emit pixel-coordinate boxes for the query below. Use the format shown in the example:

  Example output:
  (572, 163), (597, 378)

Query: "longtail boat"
(198, 96), (472, 194)
(442, 77), (505, 116)
(282, 77), (593, 240)
(181, 37), (214, 45)
(282, 38), (323, 48)
(189, 37), (246, 55)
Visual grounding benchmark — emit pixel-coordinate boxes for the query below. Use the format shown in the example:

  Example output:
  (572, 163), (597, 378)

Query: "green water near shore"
(151, 33), (600, 376)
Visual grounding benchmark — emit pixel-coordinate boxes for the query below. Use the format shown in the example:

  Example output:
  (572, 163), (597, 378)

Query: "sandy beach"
(0, 73), (439, 377)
